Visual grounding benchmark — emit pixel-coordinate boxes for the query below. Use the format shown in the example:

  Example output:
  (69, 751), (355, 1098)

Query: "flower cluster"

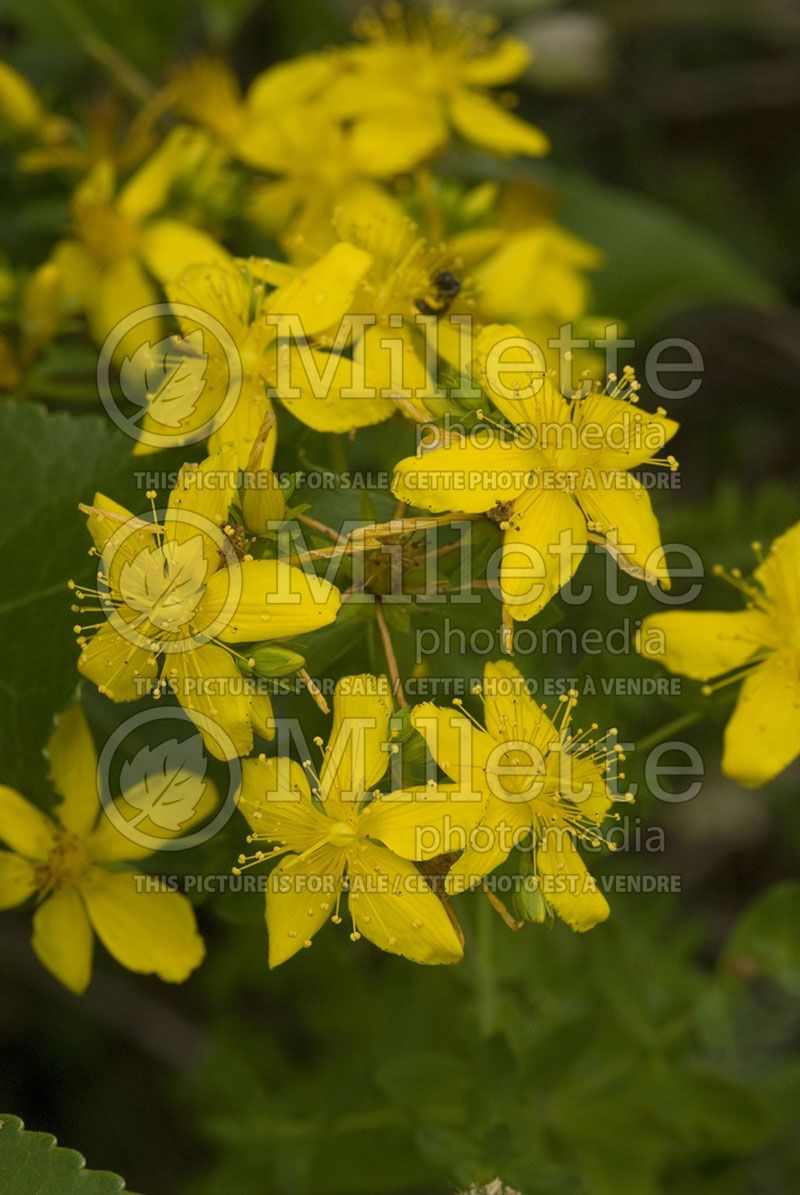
(0, 6), (793, 994)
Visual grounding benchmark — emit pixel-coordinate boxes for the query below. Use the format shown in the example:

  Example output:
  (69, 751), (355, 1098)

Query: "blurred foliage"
(0, 1), (799, 1193)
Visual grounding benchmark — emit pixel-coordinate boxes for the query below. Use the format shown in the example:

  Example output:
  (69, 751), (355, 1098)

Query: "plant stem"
(374, 598), (406, 706)
(637, 710), (704, 754)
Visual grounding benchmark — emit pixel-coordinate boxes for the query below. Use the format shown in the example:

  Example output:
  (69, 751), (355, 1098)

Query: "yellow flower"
(0, 705), (207, 993)
(640, 521), (800, 788)
(411, 660), (630, 931)
(450, 181), (604, 328)
(133, 240), (381, 461)
(166, 54), (340, 170)
(169, 57), (421, 251)
(326, 5), (549, 162)
(392, 329), (678, 621)
(237, 674), (478, 968)
(33, 128), (230, 350)
(73, 448), (340, 760)
(278, 196), (467, 427)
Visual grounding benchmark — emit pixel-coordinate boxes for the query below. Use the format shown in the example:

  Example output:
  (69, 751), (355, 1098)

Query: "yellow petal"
(166, 259), (247, 343)
(274, 344), (395, 432)
(77, 625), (159, 703)
(320, 675), (393, 808)
(410, 703), (495, 790)
(500, 488), (588, 621)
(475, 326), (565, 430)
(46, 705), (98, 837)
(639, 610), (768, 682)
(249, 692), (276, 743)
(722, 656), (800, 788)
(246, 53), (339, 113)
(0, 786), (56, 859)
(756, 519), (800, 611)
(51, 240), (99, 315)
(81, 867), (204, 982)
(579, 393), (678, 472)
(0, 852), (37, 909)
(84, 491), (141, 554)
(391, 435), (533, 515)
(117, 127), (205, 222)
(357, 323), (437, 406)
(32, 888), (94, 994)
(138, 218), (232, 286)
(164, 445), (238, 576)
(445, 799), (531, 893)
(88, 778), (220, 863)
(266, 843), (346, 968)
(200, 559), (340, 643)
(239, 755), (325, 849)
(207, 375), (276, 470)
(88, 257), (161, 349)
(482, 658), (550, 744)
(448, 88), (549, 157)
(166, 643), (253, 761)
(265, 242), (372, 339)
(536, 832), (609, 931)
(578, 473), (669, 587)
(348, 839), (463, 964)
(0, 61), (44, 133)
(459, 38), (530, 86)
(359, 785), (483, 860)
(348, 107), (447, 175)
(473, 227), (601, 325)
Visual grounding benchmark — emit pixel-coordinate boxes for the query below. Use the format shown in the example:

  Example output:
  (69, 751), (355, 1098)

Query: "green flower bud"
(513, 875), (548, 925)
(249, 645), (305, 678)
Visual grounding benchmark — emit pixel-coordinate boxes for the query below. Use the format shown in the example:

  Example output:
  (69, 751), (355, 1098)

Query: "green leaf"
(542, 165), (781, 336)
(723, 881), (800, 996)
(0, 402), (132, 800)
(0, 1114), (134, 1193)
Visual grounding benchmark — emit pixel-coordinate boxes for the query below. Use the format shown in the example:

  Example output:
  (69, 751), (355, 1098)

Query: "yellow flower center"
(492, 746), (544, 798)
(38, 830), (90, 890)
(118, 536), (209, 633)
(326, 819), (358, 848)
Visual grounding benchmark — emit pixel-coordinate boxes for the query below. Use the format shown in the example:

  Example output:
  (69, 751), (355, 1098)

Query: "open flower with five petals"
(411, 660), (631, 931)
(640, 520), (800, 788)
(237, 674), (479, 967)
(0, 705), (207, 993)
(326, 5), (549, 162)
(74, 448), (340, 760)
(392, 327), (678, 622)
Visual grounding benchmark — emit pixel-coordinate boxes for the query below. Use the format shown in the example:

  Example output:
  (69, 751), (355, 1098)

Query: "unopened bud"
(0, 63), (42, 138)
(241, 469), (285, 535)
(249, 645), (305, 678)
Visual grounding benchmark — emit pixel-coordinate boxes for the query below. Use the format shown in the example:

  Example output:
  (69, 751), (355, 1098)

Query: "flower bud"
(0, 63), (42, 139)
(249, 645), (305, 678)
(513, 875), (547, 925)
(241, 469), (285, 536)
